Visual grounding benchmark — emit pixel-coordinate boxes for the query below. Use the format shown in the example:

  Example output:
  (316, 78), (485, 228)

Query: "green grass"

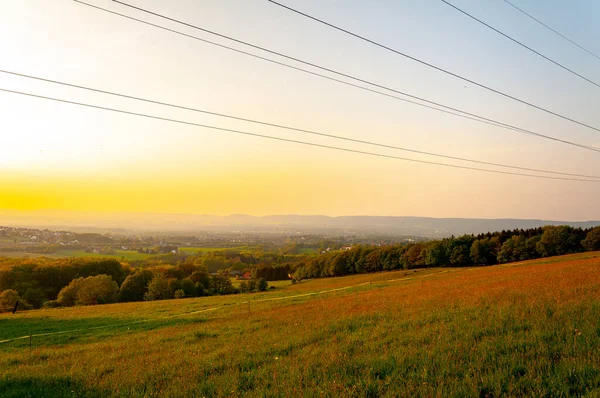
(0, 247), (253, 261)
(0, 254), (599, 396)
(297, 247), (317, 254)
(0, 249), (155, 261)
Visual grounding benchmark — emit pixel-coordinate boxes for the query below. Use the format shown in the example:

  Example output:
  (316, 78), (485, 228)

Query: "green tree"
(75, 275), (118, 306)
(144, 274), (175, 301)
(209, 275), (237, 295)
(57, 275), (118, 306)
(470, 238), (499, 265)
(181, 278), (197, 297)
(582, 227), (600, 251)
(119, 269), (154, 302)
(536, 226), (579, 257)
(57, 277), (87, 306)
(257, 278), (268, 292)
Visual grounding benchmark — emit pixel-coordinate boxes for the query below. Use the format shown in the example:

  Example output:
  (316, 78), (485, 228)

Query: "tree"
(75, 275), (118, 306)
(471, 238), (499, 265)
(257, 278), (268, 292)
(536, 226), (579, 257)
(582, 227), (600, 251)
(497, 238), (515, 263)
(181, 278), (197, 297)
(144, 274), (175, 301)
(189, 268), (210, 290)
(209, 275), (237, 295)
(119, 269), (154, 302)
(423, 241), (447, 267)
(57, 275), (118, 306)
(57, 277), (87, 306)
(0, 289), (20, 312)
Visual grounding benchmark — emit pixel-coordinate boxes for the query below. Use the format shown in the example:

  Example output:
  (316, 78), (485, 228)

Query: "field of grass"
(297, 247), (317, 254)
(0, 249), (155, 261)
(178, 246), (248, 255)
(0, 246), (250, 261)
(1, 252), (599, 396)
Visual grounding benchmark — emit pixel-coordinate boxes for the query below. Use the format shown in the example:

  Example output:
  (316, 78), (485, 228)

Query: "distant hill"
(1, 210), (599, 237)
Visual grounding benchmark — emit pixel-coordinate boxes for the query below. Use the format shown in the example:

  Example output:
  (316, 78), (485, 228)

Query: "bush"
(0, 289), (20, 312)
(174, 289), (185, 299)
(42, 300), (61, 309)
(258, 278), (268, 292)
(195, 282), (206, 297)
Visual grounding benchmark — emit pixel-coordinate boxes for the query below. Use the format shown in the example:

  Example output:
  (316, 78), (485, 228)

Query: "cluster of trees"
(252, 264), (292, 281)
(0, 256), (269, 311)
(293, 226), (600, 279)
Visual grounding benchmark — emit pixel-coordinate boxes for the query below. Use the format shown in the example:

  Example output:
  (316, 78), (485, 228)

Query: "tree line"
(292, 226), (600, 279)
(0, 257), (269, 312)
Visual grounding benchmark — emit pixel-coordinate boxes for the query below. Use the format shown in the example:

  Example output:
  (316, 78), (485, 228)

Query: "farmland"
(1, 252), (599, 396)
(0, 247), (247, 261)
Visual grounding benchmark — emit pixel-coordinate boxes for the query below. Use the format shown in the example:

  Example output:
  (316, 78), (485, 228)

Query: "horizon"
(2, 208), (600, 222)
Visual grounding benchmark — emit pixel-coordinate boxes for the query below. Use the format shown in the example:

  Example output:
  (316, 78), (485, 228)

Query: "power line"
(267, 0), (600, 133)
(4, 69), (599, 179)
(441, 0), (600, 89)
(1, 86), (598, 183)
(503, 0), (600, 62)
(70, 3), (509, 133)
(73, 1), (600, 154)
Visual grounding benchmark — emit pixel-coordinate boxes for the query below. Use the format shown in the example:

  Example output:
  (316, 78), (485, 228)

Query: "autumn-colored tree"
(75, 275), (118, 306)
(57, 275), (118, 306)
(144, 274), (175, 301)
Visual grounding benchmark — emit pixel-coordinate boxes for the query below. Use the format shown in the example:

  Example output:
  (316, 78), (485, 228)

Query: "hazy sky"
(1, 0), (599, 220)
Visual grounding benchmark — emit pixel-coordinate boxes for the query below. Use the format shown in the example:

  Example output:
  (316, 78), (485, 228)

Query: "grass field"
(1, 252), (599, 396)
(0, 246), (250, 261)
(0, 249), (155, 261)
(178, 246), (250, 255)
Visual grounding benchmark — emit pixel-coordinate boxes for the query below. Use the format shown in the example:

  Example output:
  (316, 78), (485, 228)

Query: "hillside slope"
(1, 252), (599, 396)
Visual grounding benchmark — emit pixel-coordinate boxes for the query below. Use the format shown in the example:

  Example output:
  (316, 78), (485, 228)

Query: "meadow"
(0, 252), (599, 397)
(0, 247), (248, 261)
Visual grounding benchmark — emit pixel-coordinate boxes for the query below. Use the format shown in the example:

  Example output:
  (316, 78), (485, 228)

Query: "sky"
(1, 0), (599, 220)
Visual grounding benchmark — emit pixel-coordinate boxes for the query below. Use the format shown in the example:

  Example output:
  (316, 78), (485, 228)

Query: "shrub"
(258, 278), (268, 292)
(174, 289), (185, 299)
(42, 300), (61, 309)
(0, 289), (20, 312)
(195, 282), (206, 297)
